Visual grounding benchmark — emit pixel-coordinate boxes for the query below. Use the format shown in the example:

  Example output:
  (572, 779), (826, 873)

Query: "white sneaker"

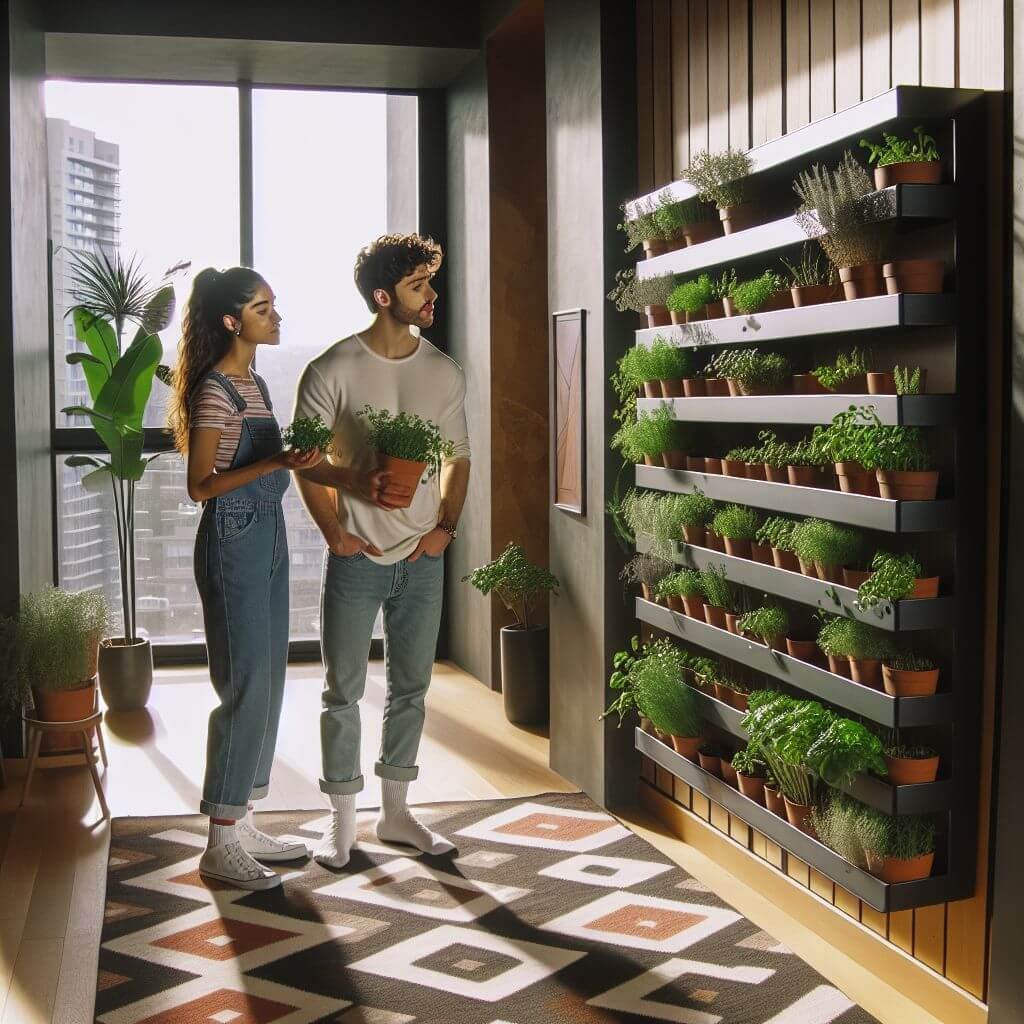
(237, 817), (309, 862)
(199, 841), (282, 890)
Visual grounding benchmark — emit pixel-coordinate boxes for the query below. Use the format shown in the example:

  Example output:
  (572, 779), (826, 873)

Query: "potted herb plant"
(817, 615), (855, 677)
(860, 125), (941, 189)
(731, 747), (767, 804)
(722, 445), (755, 480)
(683, 147), (756, 234)
(737, 605), (789, 650)
(883, 735), (940, 785)
(812, 793), (868, 868)
(283, 414), (334, 454)
(785, 437), (833, 488)
(617, 198), (663, 257)
(781, 244), (840, 307)
(699, 565), (732, 630)
(667, 275), (714, 326)
(646, 336), (693, 398)
(793, 151), (891, 299)
(601, 636), (648, 729)
(698, 741), (722, 778)
(361, 405), (455, 507)
(700, 352), (732, 398)
(858, 809), (936, 883)
(675, 569), (706, 618)
(812, 347), (870, 395)
(634, 643), (703, 759)
(611, 405), (683, 468)
(607, 268), (677, 328)
(674, 490), (716, 546)
(651, 191), (692, 253)
(621, 553), (673, 602)
(658, 192), (720, 248)
(727, 271), (791, 317)
(791, 518), (863, 583)
(757, 515), (800, 572)
(756, 430), (795, 484)
(894, 365), (926, 395)
(732, 350), (791, 397)
(711, 504), (760, 560)
(812, 405), (881, 496)
(463, 543), (559, 725)
(856, 551), (939, 612)
(729, 681), (752, 712)
(860, 424), (939, 500)
(844, 619), (897, 688)
(707, 269), (737, 320)
(882, 651), (940, 697)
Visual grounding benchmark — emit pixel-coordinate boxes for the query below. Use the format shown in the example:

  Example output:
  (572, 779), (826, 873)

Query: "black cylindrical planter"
(500, 625), (549, 725)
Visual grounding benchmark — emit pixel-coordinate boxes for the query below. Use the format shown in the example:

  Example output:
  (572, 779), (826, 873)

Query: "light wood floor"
(0, 660), (950, 1024)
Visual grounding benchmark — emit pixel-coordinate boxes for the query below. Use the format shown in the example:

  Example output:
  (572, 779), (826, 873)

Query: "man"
(294, 233), (471, 868)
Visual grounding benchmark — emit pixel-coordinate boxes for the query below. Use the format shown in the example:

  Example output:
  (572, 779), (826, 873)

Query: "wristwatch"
(437, 519), (458, 541)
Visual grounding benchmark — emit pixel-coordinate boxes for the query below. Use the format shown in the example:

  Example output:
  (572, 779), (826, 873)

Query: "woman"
(168, 267), (322, 889)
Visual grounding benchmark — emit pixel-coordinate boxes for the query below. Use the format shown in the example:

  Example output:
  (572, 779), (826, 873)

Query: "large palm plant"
(60, 248), (189, 642)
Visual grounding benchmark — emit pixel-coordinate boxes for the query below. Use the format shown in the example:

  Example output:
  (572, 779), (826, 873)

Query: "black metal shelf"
(635, 464), (956, 533)
(688, 688), (951, 815)
(624, 85), (983, 217)
(636, 185), (954, 280)
(664, 540), (954, 631)
(637, 393), (954, 427)
(637, 728), (965, 912)
(634, 294), (955, 349)
(636, 597), (951, 727)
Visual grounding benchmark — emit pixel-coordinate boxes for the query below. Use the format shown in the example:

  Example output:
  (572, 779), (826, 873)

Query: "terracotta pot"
(724, 537), (752, 560)
(666, 594), (686, 613)
(787, 465), (820, 487)
(722, 296), (737, 318)
(866, 851), (935, 884)
(836, 461), (880, 496)
(798, 558), (816, 577)
(772, 547), (801, 572)
(764, 785), (786, 816)
(643, 454), (657, 467)
(704, 605), (727, 629)
(867, 371), (896, 395)
(786, 638), (821, 664)
(639, 716), (655, 735)
(746, 462), (768, 480)
(32, 681), (98, 754)
(662, 450), (687, 470)
(704, 530), (725, 553)
(705, 299), (726, 319)
(719, 203), (757, 234)
(379, 454), (427, 507)
(783, 797), (815, 834)
(713, 681), (733, 705)
(642, 238), (670, 258)
(815, 561), (843, 583)
(721, 458), (746, 478)
(641, 583), (654, 602)
(683, 220), (720, 246)
(682, 377), (706, 397)
(828, 655), (852, 678)
(737, 772), (766, 805)
(911, 576), (940, 599)
(884, 259), (944, 295)
(671, 735), (703, 761)
(738, 380), (784, 397)
(874, 161), (942, 189)
(756, 290), (795, 314)
(660, 378), (684, 398)
(645, 305), (672, 328)
(682, 595), (705, 619)
(704, 457), (723, 475)
(839, 263), (886, 300)
(791, 283), (841, 307)
(730, 690), (750, 712)
(720, 759), (739, 787)
(669, 309), (684, 326)
(654, 726), (672, 744)
(698, 752), (722, 777)
(765, 465), (788, 484)
(791, 373), (829, 394)
(726, 378), (741, 397)
(643, 380), (663, 399)
(751, 541), (774, 565)
(685, 455), (705, 473)
(876, 469), (939, 500)
(883, 665), (940, 697)
(849, 657), (883, 689)
(682, 524), (706, 546)
(725, 612), (744, 635)
(885, 752), (940, 785)
(705, 377), (730, 397)
(655, 594), (668, 606)
(842, 568), (871, 588)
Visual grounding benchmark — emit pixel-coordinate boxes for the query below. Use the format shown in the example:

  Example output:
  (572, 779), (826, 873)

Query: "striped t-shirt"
(190, 375), (274, 470)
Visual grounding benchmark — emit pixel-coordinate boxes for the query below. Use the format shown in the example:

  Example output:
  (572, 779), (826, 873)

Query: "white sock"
(314, 793), (357, 869)
(208, 820), (237, 849)
(376, 779), (455, 855)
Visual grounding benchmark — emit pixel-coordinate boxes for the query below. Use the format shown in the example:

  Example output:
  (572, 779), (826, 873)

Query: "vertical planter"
(500, 626), (550, 725)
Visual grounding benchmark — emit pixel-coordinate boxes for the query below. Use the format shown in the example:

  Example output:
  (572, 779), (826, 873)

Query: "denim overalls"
(192, 371), (291, 820)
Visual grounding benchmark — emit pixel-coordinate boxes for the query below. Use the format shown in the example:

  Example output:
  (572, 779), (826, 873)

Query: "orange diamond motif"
(153, 918), (299, 961)
(136, 987), (296, 1023)
(495, 813), (616, 842)
(584, 904), (707, 941)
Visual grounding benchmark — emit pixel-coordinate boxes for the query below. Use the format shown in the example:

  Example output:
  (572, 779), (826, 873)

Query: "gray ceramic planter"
(500, 625), (549, 725)
(98, 637), (154, 711)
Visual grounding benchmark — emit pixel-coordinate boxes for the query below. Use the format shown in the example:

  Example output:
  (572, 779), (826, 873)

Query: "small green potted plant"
(860, 124), (941, 189)
(812, 347), (870, 395)
(737, 604), (789, 650)
(618, 339), (662, 399)
(843, 619), (898, 688)
(856, 551), (939, 612)
(893, 365), (926, 396)
(617, 197), (661, 257)
(756, 430), (796, 484)
(882, 651), (940, 697)
(812, 405), (882, 496)
(857, 809), (937, 883)
(670, 569), (705, 618)
(859, 424), (938, 500)
(781, 243), (840, 308)
(611, 405), (685, 468)
(360, 405), (455, 507)
(699, 564), (732, 630)
(707, 268), (738, 320)
(731, 350), (791, 397)
(882, 731), (940, 785)
(282, 413), (334, 454)
(621, 552), (673, 603)
(812, 793), (868, 868)
(655, 192), (720, 249)
(673, 490), (716, 547)
(666, 274), (714, 326)
(607, 269), (677, 328)
(711, 504), (760, 560)
(730, 747), (767, 804)
(817, 615), (856, 677)
(633, 643), (703, 759)
(683, 147), (756, 234)
(698, 740), (722, 778)
(646, 336), (693, 398)
(463, 543), (560, 725)
(756, 515), (800, 572)
(790, 518), (863, 583)
(601, 636), (649, 729)
(785, 437), (833, 488)
(727, 271), (790, 318)
(722, 445), (757, 480)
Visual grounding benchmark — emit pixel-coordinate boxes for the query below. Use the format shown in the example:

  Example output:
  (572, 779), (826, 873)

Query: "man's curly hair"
(354, 233), (443, 314)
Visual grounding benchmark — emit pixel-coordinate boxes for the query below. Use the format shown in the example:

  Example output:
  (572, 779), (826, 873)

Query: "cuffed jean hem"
(375, 761), (419, 782)
(200, 798), (250, 820)
(319, 775), (365, 796)
(249, 784), (270, 801)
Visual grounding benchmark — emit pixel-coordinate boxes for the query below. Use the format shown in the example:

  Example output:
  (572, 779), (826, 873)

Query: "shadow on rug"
(95, 791), (878, 1023)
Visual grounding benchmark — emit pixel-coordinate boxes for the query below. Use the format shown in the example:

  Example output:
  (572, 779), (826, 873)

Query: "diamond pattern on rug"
(96, 793), (879, 1024)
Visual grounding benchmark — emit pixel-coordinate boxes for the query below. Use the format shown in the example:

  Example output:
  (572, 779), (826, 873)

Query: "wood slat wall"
(633, 0), (1007, 1005)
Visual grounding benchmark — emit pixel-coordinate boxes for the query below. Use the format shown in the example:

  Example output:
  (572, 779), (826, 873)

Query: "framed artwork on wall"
(551, 308), (586, 515)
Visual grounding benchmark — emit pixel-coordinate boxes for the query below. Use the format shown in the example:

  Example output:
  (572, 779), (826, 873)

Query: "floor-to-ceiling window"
(46, 81), (416, 656)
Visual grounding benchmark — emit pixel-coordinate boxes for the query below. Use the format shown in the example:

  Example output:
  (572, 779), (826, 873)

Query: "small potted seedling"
(731, 747), (767, 804)
(856, 551), (939, 612)
(844, 620), (897, 689)
(785, 437), (833, 489)
(620, 552), (672, 603)
(727, 271), (791, 317)
(655, 572), (687, 613)
(756, 515), (799, 571)
(732, 350), (791, 397)
(858, 810), (936, 883)
(711, 504), (760, 560)
(882, 651), (940, 697)
(894, 364), (927, 395)
(646, 336), (693, 399)
(737, 604), (788, 651)
(861, 424), (939, 500)
(756, 430), (795, 484)
(698, 741), (722, 778)
(667, 274), (714, 326)
(283, 413), (334, 453)
(677, 569), (706, 618)
(675, 491), (715, 546)
(618, 339), (662, 399)
(607, 268), (676, 328)
(618, 197), (665, 258)
(720, 751), (739, 787)
(729, 681), (752, 712)
(812, 347), (869, 395)
(791, 518), (863, 583)
(883, 736), (940, 786)
(812, 405), (882, 496)
(860, 125), (941, 189)
(699, 565), (731, 630)
(360, 406), (454, 508)
(633, 650), (704, 760)
(683, 147), (756, 235)
(707, 268), (737, 320)
(651, 190), (698, 253)
(781, 244), (841, 307)
(817, 615), (855, 678)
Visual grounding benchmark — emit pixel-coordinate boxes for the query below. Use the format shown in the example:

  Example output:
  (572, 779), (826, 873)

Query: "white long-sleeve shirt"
(293, 331), (471, 564)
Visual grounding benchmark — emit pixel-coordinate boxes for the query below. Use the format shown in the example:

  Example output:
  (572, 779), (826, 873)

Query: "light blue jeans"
(319, 549), (444, 794)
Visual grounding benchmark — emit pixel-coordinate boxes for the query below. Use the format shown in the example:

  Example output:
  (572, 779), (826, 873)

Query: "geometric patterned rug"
(95, 792), (878, 1023)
